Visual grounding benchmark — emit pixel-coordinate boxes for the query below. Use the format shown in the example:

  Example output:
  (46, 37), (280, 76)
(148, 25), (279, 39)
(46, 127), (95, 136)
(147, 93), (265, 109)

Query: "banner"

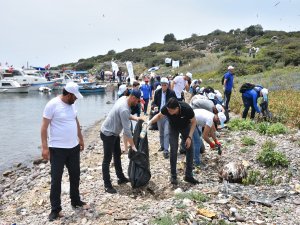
(172, 60), (180, 68)
(111, 61), (119, 75)
(126, 61), (134, 84)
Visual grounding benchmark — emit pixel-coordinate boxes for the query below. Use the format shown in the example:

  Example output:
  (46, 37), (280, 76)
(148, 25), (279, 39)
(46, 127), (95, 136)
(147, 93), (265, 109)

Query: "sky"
(1, 0), (300, 68)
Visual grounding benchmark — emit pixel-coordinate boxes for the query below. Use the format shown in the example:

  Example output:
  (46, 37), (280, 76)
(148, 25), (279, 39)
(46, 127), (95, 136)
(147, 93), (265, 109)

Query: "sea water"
(0, 89), (117, 172)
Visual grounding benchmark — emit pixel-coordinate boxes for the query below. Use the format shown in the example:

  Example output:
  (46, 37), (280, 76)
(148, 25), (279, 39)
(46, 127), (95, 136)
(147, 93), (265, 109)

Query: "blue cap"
(130, 89), (141, 99)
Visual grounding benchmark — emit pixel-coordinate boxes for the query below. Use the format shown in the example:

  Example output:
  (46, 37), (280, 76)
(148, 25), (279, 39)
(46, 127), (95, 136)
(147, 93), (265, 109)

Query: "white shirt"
(173, 76), (187, 98)
(194, 108), (214, 128)
(43, 97), (79, 148)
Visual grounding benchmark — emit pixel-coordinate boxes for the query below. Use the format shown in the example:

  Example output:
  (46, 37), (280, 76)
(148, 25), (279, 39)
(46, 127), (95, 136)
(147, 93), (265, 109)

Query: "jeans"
(242, 96), (255, 119)
(100, 132), (126, 187)
(157, 116), (169, 153)
(143, 98), (149, 114)
(193, 127), (203, 166)
(224, 90), (232, 110)
(49, 145), (81, 213)
(169, 126), (194, 178)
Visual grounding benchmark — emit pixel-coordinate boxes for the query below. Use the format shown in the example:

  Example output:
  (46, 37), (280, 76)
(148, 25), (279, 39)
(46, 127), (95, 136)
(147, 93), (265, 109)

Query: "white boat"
(38, 86), (52, 92)
(0, 79), (30, 93)
(0, 68), (55, 91)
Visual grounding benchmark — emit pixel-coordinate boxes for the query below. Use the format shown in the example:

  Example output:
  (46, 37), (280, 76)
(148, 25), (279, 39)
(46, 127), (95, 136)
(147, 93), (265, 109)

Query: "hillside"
(55, 24), (300, 80)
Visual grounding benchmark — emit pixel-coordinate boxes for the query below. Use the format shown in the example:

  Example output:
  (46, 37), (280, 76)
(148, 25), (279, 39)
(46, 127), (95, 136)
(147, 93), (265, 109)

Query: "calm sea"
(0, 89), (117, 172)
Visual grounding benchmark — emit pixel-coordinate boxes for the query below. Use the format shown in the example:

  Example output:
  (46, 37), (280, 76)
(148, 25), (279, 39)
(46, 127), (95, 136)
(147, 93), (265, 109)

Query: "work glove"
(209, 142), (215, 149)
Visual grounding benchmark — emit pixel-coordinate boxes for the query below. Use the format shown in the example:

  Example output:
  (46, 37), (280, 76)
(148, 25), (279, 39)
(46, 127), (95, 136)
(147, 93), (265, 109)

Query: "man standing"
(171, 72), (192, 101)
(100, 90), (142, 193)
(148, 97), (199, 185)
(41, 82), (88, 221)
(223, 65), (235, 110)
(151, 77), (176, 159)
(140, 77), (152, 115)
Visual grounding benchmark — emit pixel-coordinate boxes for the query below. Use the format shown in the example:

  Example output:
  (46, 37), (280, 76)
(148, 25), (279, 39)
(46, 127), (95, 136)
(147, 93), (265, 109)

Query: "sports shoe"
(105, 186), (117, 194)
(184, 176), (200, 184)
(117, 177), (130, 185)
(170, 177), (178, 185)
(158, 147), (164, 152)
(48, 211), (61, 221)
(163, 152), (169, 159)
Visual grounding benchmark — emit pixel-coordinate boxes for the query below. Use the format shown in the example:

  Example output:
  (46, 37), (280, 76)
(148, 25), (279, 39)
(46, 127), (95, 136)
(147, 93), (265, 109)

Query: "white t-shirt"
(194, 108), (214, 128)
(173, 76), (187, 98)
(43, 96), (79, 148)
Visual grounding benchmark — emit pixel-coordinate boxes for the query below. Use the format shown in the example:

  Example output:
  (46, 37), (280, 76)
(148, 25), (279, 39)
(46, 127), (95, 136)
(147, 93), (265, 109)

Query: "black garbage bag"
(260, 101), (272, 120)
(148, 110), (158, 130)
(128, 120), (151, 188)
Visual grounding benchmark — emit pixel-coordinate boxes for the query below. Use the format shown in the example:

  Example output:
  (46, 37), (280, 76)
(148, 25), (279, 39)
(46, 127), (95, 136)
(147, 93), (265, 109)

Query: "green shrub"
(227, 118), (256, 131)
(152, 215), (174, 225)
(175, 191), (209, 202)
(257, 141), (289, 167)
(256, 122), (269, 134)
(241, 136), (256, 146)
(266, 123), (288, 135)
(242, 170), (261, 185)
(240, 147), (248, 153)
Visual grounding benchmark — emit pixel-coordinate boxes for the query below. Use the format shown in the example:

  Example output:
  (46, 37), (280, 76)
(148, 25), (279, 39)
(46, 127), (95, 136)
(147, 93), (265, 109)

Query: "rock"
(14, 162), (22, 168)
(254, 219), (266, 225)
(33, 158), (47, 165)
(2, 170), (13, 177)
(174, 188), (183, 194)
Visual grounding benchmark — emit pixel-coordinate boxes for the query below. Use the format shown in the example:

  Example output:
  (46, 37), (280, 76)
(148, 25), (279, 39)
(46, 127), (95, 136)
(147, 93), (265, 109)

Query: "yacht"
(0, 79), (30, 93)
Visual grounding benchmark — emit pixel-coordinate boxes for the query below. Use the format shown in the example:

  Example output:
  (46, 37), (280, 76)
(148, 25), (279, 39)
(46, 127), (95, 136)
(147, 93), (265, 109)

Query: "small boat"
(0, 79), (30, 93)
(79, 85), (106, 93)
(39, 86), (52, 92)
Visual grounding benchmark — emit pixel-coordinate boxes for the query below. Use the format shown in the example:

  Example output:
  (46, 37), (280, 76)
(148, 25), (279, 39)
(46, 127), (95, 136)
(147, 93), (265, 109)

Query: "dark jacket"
(151, 88), (176, 111)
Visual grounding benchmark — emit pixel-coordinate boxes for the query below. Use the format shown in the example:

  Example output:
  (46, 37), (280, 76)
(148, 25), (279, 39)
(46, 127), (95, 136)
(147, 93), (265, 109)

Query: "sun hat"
(228, 65), (234, 70)
(160, 77), (169, 84)
(218, 112), (226, 127)
(117, 84), (127, 96)
(65, 82), (83, 99)
(130, 89), (141, 99)
(185, 72), (192, 79)
(261, 88), (268, 95)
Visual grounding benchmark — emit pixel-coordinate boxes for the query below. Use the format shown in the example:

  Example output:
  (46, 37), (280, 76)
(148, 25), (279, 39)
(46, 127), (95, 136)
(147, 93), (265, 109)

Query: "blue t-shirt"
(243, 89), (261, 113)
(140, 84), (152, 99)
(224, 71), (234, 91)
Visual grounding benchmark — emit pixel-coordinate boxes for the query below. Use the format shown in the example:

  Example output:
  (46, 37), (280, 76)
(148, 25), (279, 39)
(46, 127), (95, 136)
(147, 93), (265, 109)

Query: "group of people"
(40, 65), (269, 221)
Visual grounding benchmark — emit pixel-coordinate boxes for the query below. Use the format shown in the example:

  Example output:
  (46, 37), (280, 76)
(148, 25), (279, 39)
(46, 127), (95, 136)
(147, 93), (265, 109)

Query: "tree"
(107, 50), (116, 55)
(244, 25), (264, 37)
(163, 33), (176, 43)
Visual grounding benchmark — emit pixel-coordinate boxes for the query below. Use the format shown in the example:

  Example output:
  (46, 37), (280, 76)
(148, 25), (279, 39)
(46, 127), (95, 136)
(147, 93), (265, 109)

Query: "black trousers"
(49, 145), (81, 213)
(224, 90), (232, 110)
(100, 132), (126, 187)
(169, 126), (194, 178)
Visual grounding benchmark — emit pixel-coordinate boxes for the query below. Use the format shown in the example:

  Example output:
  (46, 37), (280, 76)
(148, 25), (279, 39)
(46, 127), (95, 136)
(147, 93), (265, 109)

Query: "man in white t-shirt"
(193, 108), (226, 166)
(41, 82), (89, 221)
(170, 72), (192, 101)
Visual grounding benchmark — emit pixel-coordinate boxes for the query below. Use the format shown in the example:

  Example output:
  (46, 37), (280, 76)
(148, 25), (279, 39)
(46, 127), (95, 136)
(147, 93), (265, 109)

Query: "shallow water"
(0, 90), (117, 172)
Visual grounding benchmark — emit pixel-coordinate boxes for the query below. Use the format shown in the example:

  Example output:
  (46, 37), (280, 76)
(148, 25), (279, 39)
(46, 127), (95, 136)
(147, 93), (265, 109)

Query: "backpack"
(221, 75), (225, 85)
(239, 83), (255, 93)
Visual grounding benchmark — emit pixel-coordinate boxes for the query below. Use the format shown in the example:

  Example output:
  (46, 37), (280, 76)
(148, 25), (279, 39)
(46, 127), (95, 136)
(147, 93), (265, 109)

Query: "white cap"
(207, 92), (215, 100)
(160, 77), (169, 84)
(261, 88), (268, 95)
(65, 82), (83, 99)
(228, 65), (235, 70)
(199, 79), (203, 83)
(186, 72), (192, 79)
(216, 104), (223, 112)
(118, 84), (127, 95)
(218, 112), (226, 126)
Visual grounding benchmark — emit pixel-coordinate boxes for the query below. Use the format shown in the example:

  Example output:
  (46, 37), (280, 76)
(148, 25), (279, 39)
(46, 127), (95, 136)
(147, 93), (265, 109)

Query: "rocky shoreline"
(1, 117), (300, 225)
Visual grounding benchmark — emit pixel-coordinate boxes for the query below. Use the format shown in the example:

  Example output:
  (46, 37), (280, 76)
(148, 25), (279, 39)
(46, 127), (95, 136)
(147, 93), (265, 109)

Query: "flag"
(126, 61), (134, 84)
(111, 61), (119, 75)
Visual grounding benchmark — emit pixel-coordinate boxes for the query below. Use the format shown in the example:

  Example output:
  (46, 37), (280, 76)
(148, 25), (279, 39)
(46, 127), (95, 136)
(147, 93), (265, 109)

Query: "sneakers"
(184, 176), (200, 184)
(48, 211), (62, 221)
(170, 177), (178, 185)
(105, 186), (117, 194)
(158, 147), (164, 152)
(163, 152), (169, 159)
(117, 177), (130, 185)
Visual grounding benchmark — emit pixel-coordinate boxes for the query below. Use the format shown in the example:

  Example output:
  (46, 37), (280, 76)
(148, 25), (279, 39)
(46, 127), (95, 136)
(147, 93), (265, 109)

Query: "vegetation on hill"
(55, 24), (300, 128)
